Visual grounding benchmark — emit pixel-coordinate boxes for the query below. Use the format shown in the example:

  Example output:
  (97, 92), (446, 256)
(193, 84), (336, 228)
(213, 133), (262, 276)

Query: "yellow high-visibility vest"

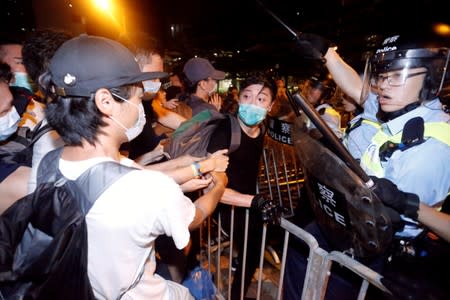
(361, 122), (450, 177)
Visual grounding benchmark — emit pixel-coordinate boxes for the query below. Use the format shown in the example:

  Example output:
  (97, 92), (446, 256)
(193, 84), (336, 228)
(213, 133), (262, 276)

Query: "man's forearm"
(418, 203), (450, 243)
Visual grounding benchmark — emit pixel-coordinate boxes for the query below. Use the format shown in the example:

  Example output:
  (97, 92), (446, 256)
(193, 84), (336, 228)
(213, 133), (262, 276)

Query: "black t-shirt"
(207, 118), (265, 195)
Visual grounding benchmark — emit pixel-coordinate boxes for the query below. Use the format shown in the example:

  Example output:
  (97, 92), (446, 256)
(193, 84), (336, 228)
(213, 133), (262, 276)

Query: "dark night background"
(2, 0), (449, 78)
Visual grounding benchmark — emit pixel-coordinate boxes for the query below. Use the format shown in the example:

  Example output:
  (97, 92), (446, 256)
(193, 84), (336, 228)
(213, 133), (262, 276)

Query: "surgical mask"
(208, 82), (217, 96)
(11, 72), (33, 92)
(143, 80), (161, 93)
(109, 100), (146, 141)
(0, 106), (20, 141)
(238, 103), (268, 126)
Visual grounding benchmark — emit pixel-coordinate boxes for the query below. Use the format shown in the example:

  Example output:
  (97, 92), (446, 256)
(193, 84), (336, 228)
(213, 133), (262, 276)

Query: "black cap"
(49, 34), (167, 97)
(183, 57), (225, 83)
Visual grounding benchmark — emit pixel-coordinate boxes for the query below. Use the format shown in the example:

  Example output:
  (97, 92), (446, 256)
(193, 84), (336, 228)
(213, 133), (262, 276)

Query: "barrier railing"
(201, 134), (391, 300)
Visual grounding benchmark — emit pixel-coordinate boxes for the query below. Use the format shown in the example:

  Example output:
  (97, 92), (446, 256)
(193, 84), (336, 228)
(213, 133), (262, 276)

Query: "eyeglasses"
(371, 71), (427, 87)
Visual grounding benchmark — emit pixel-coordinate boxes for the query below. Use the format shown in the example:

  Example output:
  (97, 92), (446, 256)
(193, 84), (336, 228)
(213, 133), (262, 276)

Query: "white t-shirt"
(28, 119), (64, 193)
(59, 156), (196, 299)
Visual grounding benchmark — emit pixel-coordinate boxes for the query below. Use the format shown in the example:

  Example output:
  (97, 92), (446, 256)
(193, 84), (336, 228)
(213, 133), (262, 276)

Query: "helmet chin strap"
(377, 101), (420, 122)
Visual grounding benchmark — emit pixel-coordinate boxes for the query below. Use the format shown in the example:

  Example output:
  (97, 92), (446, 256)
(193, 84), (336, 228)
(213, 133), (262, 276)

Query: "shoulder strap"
(37, 147), (135, 213)
(28, 120), (53, 147)
(37, 147), (64, 184)
(75, 161), (135, 211)
(227, 114), (241, 153)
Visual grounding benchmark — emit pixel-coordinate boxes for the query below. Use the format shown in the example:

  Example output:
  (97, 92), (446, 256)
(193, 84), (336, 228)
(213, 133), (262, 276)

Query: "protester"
(0, 37), (33, 92)
(22, 28), (73, 192)
(124, 43), (187, 163)
(0, 62), (33, 213)
(179, 57), (225, 116)
(207, 73), (282, 299)
(39, 34), (229, 299)
(220, 85), (239, 115)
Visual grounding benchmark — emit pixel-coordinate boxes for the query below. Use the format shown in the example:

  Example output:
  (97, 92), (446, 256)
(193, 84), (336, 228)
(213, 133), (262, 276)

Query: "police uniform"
(361, 95), (450, 238)
(306, 102), (344, 139)
(342, 96), (380, 161)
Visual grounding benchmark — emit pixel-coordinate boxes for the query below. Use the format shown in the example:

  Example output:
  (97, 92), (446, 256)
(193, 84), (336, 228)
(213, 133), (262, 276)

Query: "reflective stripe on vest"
(345, 118), (380, 138)
(362, 119), (381, 129)
(361, 122), (450, 177)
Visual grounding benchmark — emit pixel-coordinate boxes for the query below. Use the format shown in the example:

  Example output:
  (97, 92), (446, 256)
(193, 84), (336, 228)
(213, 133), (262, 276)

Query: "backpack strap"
(227, 114), (241, 153)
(37, 147), (135, 211)
(27, 120), (53, 147)
(36, 147), (65, 184)
(75, 161), (135, 212)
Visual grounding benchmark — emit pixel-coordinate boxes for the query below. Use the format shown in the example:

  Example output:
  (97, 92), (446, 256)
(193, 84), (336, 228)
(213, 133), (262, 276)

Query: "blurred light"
(91, 0), (127, 37)
(94, 0), (111, 12)
(69, 3), (73, 8)
(433, 23), (450, 36)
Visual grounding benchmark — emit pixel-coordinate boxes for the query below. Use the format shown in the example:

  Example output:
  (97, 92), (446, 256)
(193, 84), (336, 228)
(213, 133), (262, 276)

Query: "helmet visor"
(360, 48), (450, 102)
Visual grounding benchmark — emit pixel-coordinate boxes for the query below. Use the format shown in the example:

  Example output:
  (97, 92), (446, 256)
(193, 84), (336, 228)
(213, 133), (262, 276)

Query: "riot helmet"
(307, 75), (336, 104)
(361, 26), (450, 103)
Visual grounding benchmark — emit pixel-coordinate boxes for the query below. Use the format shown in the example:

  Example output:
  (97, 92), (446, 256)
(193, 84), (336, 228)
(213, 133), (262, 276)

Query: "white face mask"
(208, 82), (218, 96)
(142, 80), (162, 100)
(0, 106), (20, 141)
(110, 100), (146, 141)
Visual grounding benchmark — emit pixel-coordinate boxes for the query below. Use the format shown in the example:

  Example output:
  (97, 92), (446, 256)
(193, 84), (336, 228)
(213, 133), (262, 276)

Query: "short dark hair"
(0, 62), (13, 83)
(22, 29), (73, 84)
(0, 36), (23, 61)
(240, 72), (276, 101)
(42, 73), (135, 146)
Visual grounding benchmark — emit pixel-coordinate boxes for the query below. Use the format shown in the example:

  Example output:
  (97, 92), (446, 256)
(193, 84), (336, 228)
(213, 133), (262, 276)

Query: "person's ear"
(95, 88), (114, 115)
(197, 79), (207, 90)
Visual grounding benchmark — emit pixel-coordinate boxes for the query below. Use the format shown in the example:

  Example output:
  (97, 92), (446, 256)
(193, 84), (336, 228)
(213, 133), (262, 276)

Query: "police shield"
(292, 118), (393, 258)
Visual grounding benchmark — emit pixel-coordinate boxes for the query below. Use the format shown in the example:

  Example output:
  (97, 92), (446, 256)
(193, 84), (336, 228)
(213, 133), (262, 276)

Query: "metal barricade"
(202, 134), (390, 300)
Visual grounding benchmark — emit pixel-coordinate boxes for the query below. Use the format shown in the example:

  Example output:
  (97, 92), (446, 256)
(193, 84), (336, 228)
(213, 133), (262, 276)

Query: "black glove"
(251, 194), (282, 225)
(370, 176), (420, 220)
(383, 205), (405, 233)
(295, 33), (331, 61)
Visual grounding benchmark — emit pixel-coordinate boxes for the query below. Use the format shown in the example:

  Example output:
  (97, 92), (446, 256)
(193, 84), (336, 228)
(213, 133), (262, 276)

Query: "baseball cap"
(49, 34), (167, 97)
(183, 57), (225, 83)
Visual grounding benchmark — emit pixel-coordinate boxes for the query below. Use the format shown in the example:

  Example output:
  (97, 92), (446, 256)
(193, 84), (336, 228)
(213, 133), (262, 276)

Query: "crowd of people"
(0, 22), (449, 300)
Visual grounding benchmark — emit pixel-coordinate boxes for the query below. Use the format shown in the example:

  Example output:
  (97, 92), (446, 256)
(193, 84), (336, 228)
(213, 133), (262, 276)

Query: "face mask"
(238, 103), (268, 127)
(208, 82), (218, 96)
(142, 80), (162, 100)
(110, 100), (146, 141)
(11, 72), (33, 92)
(0, 106), (20, 141)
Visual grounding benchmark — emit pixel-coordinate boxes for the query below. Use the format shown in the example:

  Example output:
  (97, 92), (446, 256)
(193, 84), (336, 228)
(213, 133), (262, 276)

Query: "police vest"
(361, 122), (450, 177)
(345, 117), (380, 135)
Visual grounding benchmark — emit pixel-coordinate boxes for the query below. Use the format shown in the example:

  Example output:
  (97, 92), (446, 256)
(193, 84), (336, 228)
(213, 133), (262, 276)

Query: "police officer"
(285, 30), (450, 299)
(300, 75), (343, 139)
